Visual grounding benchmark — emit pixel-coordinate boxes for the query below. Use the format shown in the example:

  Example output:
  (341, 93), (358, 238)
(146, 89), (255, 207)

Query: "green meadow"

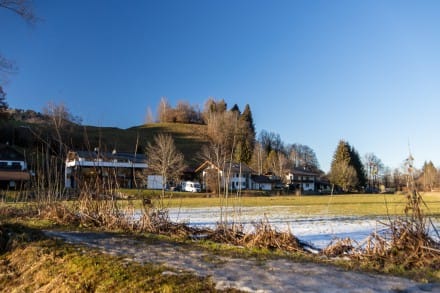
(121, 191), (440, 217)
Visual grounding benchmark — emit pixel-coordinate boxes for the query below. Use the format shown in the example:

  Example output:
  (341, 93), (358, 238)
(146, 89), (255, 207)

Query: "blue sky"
(1, 0), (440, 172)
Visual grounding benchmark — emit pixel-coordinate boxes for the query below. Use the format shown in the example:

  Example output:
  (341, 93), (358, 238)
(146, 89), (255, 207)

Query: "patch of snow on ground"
(166, 206), (440, 249)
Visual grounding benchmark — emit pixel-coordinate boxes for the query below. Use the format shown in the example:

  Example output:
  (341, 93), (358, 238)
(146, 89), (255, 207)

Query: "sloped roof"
(224, 162), (254, 174)
(287, 167), (320, 177)
(195, 160), (254, 174)
(251, 175), (276, 184)
(67, 150), (147, 164)
(0, 144), (25, 162)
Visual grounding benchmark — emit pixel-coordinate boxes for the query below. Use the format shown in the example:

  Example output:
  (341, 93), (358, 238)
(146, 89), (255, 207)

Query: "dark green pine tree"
(230, 104), (241, 115)
(241, 104), (255, 134)
(235, 104), (256, 164)
(348, 145), (367, 189)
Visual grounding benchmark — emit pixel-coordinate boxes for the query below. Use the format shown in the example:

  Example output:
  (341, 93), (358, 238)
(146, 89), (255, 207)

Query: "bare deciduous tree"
(157, 97), (171, 123)
(420, 161), (437, 191)
(146, 133), (185, 204)
(1, 0), (37, 75)
(329, 160), (358, 192)
(364, 153), (384, 191)
(0, 0), (37, 24)
(1, 0), (37, 111)
(145, 106), (154, 124)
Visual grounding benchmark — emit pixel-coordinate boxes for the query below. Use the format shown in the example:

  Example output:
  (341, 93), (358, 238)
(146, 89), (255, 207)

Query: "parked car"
(181, 181), (201, 193)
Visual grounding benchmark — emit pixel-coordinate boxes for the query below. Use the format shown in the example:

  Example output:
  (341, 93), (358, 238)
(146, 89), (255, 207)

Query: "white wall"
(147, 175), (164, 189)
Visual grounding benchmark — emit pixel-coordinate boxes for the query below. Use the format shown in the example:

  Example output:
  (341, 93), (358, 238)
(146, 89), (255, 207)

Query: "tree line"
(328, 140), (440, 193)
(147, 97), (440, 193)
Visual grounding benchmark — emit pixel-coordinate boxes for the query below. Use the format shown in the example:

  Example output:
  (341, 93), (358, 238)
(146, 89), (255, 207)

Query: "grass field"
(140, 192), (440, 217)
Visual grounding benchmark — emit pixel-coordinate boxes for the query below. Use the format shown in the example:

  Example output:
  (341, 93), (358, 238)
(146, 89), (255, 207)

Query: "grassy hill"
(0, 113), (211, 167)
(83, 123), (211, 167)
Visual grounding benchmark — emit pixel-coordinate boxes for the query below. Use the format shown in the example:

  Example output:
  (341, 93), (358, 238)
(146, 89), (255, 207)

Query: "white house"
(251, 174), (279, 191)
(0, 144), (30, 189)
(195, 160), (254, 191)
(285, 167), (319, 193)
(65, 149), (148, 189)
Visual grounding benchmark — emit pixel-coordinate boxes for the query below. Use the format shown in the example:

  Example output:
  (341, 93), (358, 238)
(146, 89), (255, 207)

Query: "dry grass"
(0, 224), (224, 292)
(320, 182), (440, 281)
(354, 190), (440, 271)
(205, 218), (304, 253)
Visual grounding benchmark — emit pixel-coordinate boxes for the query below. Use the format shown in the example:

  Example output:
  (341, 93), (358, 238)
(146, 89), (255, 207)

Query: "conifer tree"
(348, 145), (367, 189)
(235, 104), (256, 164)
(329, 140), (358, 192)
(230, 104), (241, 115)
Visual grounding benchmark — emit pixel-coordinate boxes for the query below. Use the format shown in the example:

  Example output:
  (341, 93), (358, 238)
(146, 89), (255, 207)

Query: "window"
(12, 162), (21, 169)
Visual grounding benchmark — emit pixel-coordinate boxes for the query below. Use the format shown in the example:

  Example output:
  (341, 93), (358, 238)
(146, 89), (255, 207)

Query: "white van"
(182, 181), (201, 193)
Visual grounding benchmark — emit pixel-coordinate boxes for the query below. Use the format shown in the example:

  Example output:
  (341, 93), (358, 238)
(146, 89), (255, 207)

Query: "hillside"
(0, 111), (211, 167)
(88, 123), (211, 167)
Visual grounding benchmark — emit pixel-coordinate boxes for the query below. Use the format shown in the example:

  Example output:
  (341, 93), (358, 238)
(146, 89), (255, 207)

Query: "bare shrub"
(342, 156), (440, 270)
(77, 190), (128, 229)
(242, 220), (303, 252)
(322, 238), (355, 257)
(207, 219), (304, 253)
(37, 202), (79, 226)
(135, 204), (209, 238)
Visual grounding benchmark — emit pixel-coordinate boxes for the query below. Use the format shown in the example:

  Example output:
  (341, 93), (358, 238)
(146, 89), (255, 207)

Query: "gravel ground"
(44, 230), (440, 293)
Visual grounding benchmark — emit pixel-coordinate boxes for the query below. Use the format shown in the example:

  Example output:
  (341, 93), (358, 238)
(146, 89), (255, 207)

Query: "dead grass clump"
(0, 205), (39, 220)
(207, 219), (304, 253)
(353, 169), (440, 272)
(77, 191), (130, 230)
(206, 223), (245, 244)
(136, 206), (209, 238)
(241, 220), (303, 252)
(37, 203), (80, 226)
(322, 238), (355, 257)
(357, 217), (440, 270)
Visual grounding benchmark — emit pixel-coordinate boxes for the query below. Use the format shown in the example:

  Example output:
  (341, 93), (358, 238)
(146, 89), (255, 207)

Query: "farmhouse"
(0, 144), (30, 189)
(64, 149), (148, 189)
(195, 160), (254, 191)
(251, 174), (281, 191)
(285, 167), (319, 193)
(285, 167), (330, 194)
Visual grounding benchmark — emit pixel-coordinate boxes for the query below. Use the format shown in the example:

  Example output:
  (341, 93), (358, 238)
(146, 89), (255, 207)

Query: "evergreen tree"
(241, 104), (255, 135)
(348, 145), (367, 189)
(235, 104), (256, 164)
(329, 140), (358, 192)
(230, 104), (241, 115)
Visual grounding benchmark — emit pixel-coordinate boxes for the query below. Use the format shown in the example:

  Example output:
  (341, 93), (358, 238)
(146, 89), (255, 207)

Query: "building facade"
(65, 149), (148, 189)
(0, 144), (30, 189)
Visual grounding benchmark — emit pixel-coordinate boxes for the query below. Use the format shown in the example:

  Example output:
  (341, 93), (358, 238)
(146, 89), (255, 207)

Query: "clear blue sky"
(1, 0), (440, 172)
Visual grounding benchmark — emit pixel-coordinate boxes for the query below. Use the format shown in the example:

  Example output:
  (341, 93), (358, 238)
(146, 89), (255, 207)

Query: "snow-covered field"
(167, 206), (440, 249)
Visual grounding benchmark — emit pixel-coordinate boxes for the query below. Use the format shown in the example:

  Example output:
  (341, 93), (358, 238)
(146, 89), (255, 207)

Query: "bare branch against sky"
(0, 0), (37, 25)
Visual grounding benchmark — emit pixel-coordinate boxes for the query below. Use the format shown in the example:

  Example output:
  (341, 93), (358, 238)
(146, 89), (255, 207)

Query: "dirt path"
(44, 230), (439, 293)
